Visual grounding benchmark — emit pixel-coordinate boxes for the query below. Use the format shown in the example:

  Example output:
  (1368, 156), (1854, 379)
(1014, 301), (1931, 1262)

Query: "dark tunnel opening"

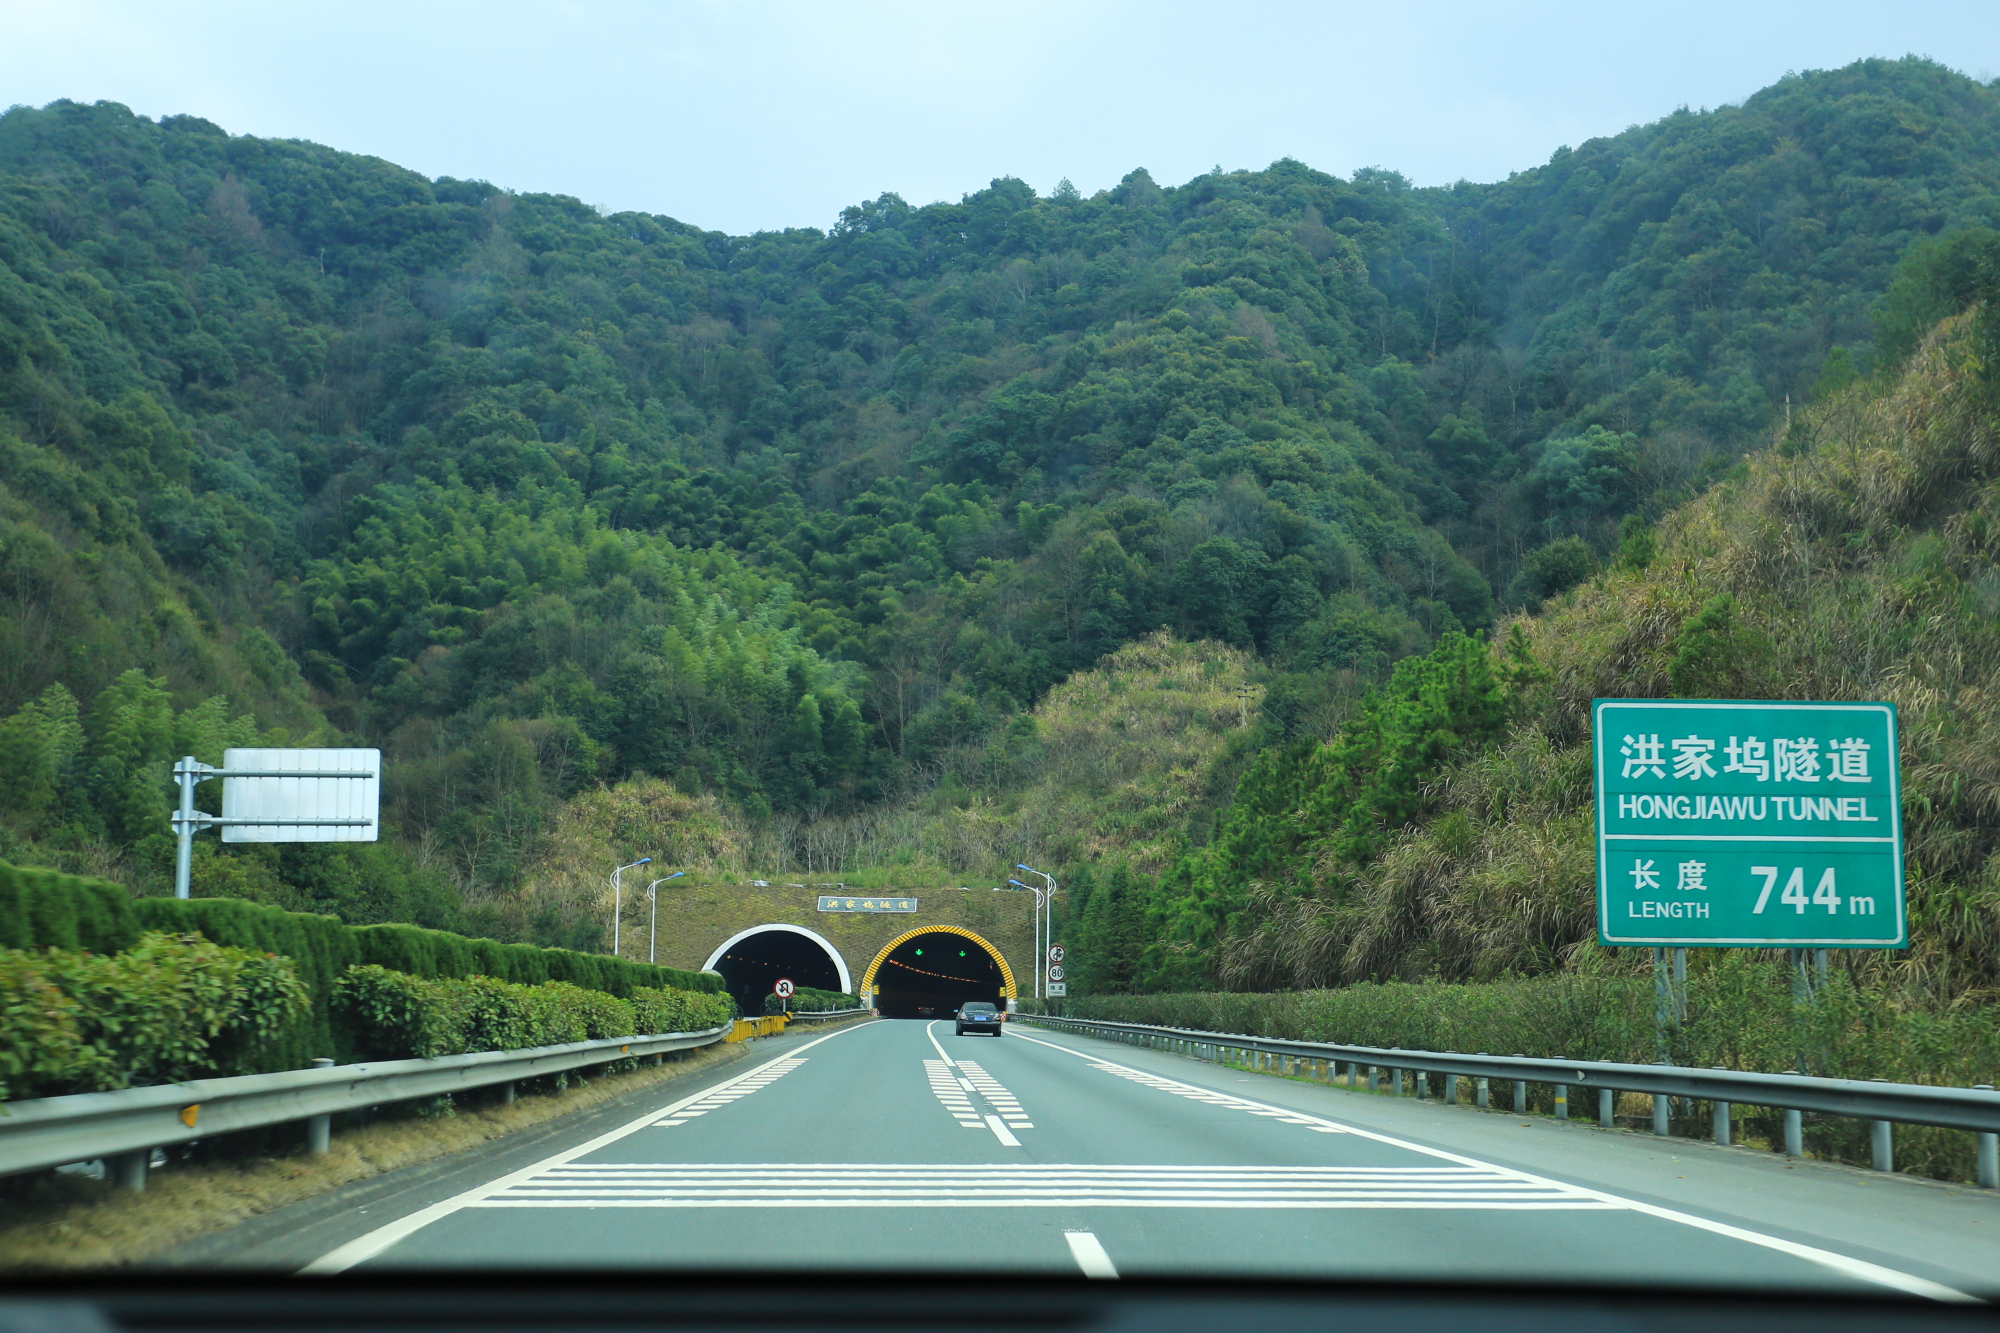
(711, 929), (845, 1016)
(874, 931), (1006, 1019)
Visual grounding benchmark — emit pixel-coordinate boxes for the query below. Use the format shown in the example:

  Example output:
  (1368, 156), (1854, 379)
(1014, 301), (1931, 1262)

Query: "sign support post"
(1599, 700), (1904, 1086)
(169, 751), (380, 899)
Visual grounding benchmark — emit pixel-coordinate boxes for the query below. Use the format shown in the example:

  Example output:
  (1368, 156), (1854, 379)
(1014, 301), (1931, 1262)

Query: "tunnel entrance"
(705, 926), (848, 1016)
(869, 929), (1008, 1019)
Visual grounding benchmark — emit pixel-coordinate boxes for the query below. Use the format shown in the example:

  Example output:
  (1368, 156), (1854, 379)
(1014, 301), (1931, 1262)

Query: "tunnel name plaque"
(1593, 699), (1905, 948)
(817, 895), (918, 913)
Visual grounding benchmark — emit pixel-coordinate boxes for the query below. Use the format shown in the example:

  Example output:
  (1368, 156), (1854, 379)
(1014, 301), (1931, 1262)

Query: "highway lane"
(301, 1018), (1988, 1297)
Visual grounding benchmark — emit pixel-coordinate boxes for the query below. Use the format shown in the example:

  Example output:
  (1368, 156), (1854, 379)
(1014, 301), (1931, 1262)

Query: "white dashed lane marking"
(653, 1058), (806, 1126)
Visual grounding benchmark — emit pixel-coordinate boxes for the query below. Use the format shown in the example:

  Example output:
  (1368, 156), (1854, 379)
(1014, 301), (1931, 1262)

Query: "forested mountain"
(0, 56), (1994, 951)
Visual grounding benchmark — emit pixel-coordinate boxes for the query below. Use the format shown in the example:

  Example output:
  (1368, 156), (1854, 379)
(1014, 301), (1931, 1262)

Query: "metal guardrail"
(0, 1025), (729, 1188)
(785, 1008), (871, 1022)
(1021, 1013), (2000, 1186)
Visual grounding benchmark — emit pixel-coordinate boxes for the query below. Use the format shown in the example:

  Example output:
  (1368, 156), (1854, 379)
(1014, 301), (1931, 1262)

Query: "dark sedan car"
(955, 1002), (1003, 1036)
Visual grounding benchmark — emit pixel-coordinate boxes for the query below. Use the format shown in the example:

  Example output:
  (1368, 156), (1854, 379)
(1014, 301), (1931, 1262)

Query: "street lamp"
(611, 857), (651, 956)
(1006, 876), (1049, 1000)
(1017, 864), (1058, 999)
(646, 871), (685, 964)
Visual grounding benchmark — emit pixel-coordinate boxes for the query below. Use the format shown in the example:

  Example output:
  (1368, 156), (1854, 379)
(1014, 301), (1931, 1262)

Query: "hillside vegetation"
(1097, 301), (2000, 1004)
(0, 59), (1995, 951)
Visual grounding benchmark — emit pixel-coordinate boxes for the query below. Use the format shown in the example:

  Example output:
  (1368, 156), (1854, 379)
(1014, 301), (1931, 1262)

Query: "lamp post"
(1007, 877), (1049, 1000)
(611, 857), (651, 957)
(646, 871), (684, 964)
(1017, 864), (1057, 999)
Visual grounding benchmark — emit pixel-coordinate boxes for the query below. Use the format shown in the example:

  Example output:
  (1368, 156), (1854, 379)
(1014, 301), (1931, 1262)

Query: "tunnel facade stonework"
(651, 883), (1039, 1006)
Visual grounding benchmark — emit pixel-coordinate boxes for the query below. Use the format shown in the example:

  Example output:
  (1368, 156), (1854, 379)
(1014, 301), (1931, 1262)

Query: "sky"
(1, 1), (1994, 237)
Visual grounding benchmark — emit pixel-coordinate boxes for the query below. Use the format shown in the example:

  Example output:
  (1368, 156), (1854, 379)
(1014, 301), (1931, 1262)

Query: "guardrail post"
(306, 1057), (335, 1154)
(1476, 1075), (1489, 1109)
(1414, 1069), (1425, 1100)
(1653, 1061), (1670, 1135)
(1515, 1077), (1527, 1115)
(1712, 1068), (1732, 1146)
(1393, 1068), (1403, 1096)
(1869, 1078), (1893, 1171)
(1368, 1066), (1378, 1093)
(1445, 1073), (1457, 1105)
(1977, 1087), (1998, 1189)
(1554, 1084), (1567, 1120)
(109, 1148), (148, 1193)
(1598, 1089), (1614, 1127)
(1784, 1108), (1802, 1157)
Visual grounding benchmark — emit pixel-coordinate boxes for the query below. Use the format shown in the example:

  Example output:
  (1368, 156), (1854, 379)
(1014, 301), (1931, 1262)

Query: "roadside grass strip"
(463, 1163), (1617, 1209)
(652, 1057), (806, 1126)
(924, 1059), (986, 1129)
(956, 1060), (1034, 1128)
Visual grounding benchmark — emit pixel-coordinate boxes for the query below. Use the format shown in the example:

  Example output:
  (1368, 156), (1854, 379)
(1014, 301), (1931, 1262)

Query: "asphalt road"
(281, 1018), (1998, 1297)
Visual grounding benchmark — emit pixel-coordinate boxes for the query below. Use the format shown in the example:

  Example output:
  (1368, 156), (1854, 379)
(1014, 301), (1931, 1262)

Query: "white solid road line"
(1008, 1028), (1977, 1304)
(984, 1114), (1023, 1147)
(1064, 1230), (1119, 1279)
(299, 1020), (877, 1275)
(922, 1020), (957, 1067)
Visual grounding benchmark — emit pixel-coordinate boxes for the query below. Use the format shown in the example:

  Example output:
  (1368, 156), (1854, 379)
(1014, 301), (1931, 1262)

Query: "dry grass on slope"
(465, 779), (746, 949)
(989, 632), (1257, 873)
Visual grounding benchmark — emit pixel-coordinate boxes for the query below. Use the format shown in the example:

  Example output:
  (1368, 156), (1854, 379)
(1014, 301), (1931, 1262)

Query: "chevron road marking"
(653, 1058), (806, 1126)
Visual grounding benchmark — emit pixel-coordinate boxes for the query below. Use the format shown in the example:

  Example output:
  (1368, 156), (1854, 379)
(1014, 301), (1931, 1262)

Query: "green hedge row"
(335, 966), (734, 1061)
(0, 865), (136, 955)
(778, 985), (860, 1014)
(0, 863), (723, 1068)
(0, 933), (312, 1101)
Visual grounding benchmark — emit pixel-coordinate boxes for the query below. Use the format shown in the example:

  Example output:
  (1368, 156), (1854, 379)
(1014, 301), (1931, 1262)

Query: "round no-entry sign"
(774, 978), (795, 998)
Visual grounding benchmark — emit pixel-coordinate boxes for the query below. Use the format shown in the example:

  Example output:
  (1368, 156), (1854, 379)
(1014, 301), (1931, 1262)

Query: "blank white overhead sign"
(220, 748), (380, 843)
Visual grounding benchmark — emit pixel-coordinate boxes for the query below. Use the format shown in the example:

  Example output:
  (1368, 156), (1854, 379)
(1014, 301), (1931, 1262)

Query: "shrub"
(333, 965), (456, 1060)
(0, 933), (310, 1100)
(0, 863), (138, 954)
(787, 986), (860, 1013)
(0, 952), (97, 1101)
(331, 967), (729, 1061)
(632, 985), (733, 1034)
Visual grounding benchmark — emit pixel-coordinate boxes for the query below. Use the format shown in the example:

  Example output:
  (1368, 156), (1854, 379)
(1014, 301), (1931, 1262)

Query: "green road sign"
(1593, 700), (1904, 948)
